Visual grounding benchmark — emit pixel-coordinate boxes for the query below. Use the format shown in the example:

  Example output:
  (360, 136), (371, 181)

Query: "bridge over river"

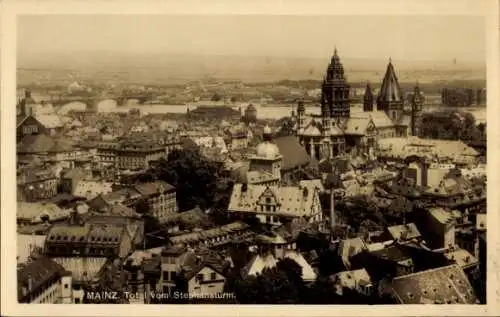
(41, 91), (160, 110)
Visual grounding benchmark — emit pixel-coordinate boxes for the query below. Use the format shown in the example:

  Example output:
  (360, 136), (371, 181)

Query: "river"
(31, 93), (487, 124)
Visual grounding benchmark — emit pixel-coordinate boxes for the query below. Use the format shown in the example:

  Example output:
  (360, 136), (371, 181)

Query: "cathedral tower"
(363, 82), (374, 112)
(377, 58), (404, 123)
(411, 82), (424, 136)
(321, 48), (350, 120)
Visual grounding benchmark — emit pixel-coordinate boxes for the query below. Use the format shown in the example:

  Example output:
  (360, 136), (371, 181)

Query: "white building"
(17, 256), (73, 303)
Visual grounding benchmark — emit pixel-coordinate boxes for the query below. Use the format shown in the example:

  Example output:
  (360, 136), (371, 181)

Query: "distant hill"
(17, 51), (486, 86)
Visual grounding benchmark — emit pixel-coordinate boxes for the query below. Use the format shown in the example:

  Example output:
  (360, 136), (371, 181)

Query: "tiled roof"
(228, 184), (320, 218)
(354, 111), (395, 128)
(17, 134), (55, 153)
(52, 257), (108, 282)
(387, 223), (421, 241)
(72, 181), (113, 199)
(242, 253), (278, 277)
(17, 134), (76, 154)
(62, 168), (86, 180)
(45, 223), (124, 246)
(35, 114), (63, 129)
(428, 207), (455, 225)
(378, 137), (479, 162)
(162, 207), (213, 228)
(339, 237), (367, 269)
(127, 247), (164, 266)
(299, 179), (325, 193)
(344, 117), (371, 135)
(17, 202), (64, 222)
(133, 181), (175, 197)
(283, 250), (317, 282)
(444, 248), (478, 269)
(170, 221), (249, 246)
(389, 264), (478, 304)
(332, 268), (372, 290)
(377, 60), (403, 103)
(246, 170), (279, 184)
(18, 256), (68, 300)
(275, 136), (312, 170)
(369, 244), (414, 266)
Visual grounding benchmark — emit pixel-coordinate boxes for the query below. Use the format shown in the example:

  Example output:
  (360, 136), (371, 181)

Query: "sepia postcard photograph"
(1, 0), (499, 316)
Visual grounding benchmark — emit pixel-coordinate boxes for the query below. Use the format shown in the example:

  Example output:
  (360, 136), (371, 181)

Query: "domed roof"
(246, 103), (257, 112)
(256, 141), (281, 159)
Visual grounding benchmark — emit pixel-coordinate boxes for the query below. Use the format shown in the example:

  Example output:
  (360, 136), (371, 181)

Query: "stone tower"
(411, 82), (424, 136)
(321, 48), (350, 121)
(363, 82), (374, 112)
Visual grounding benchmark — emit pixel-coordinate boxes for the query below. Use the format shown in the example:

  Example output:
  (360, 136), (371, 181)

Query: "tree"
(211, 93), (222, 102)
(419, 110), (484, 142)
(233, 263), (303, 304)
(148, 148), (223, 211)
(305, 276), (339, 304)
(275, 116), (296, 137)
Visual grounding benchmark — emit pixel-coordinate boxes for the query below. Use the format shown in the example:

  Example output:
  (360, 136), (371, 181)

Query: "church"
(295, 49), (424, 161)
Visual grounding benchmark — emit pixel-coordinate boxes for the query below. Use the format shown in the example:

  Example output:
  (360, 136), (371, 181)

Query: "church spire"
(376, 58), (403, 115)
(363, 82), (374, 112)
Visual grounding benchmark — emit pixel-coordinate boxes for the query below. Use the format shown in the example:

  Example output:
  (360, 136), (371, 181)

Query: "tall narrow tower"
(297, 100), (306, 132)
(411, 82), (424, 136)
(363, 82), (374, 112)
(321, 78), (332, 135)
(377, 58), (404, 123)
(321, 48), (350, 120)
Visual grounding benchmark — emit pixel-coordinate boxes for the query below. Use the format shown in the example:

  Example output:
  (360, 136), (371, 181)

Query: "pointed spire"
(334, 47), (338, 56)
(389, 57), (392, 64)
(377, 58), (403, 104)
(364, 81), (373, 99)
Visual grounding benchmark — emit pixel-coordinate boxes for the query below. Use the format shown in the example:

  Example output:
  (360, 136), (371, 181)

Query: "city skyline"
(18, 15), (486, 64)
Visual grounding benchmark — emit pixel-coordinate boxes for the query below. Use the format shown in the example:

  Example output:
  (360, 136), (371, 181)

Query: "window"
(211, 272), (217, 281)
(163, 271), (169, 281)
(266, 216), (271, 223)
(75, 298), (80, 304)
(196, 274), (204, 282)
(64, 284), (68, 289)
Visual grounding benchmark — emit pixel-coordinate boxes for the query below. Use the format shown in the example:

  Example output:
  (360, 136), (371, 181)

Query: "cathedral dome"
(256, 141), (281, 159)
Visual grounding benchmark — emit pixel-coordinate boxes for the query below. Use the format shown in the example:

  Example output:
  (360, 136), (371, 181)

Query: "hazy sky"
(18, 15), (486, 62)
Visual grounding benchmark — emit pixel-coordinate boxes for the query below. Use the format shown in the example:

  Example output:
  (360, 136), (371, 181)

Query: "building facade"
(17, 256), (73, 304)
(295, 50), (423, 160)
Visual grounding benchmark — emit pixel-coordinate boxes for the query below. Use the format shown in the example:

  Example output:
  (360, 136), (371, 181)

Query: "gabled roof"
(35, 114), (63, 129)
(133, 181), (175, 197)
(242, 252), (278, 277)
(338, 237), (367, 269)
(332, 268), (372, 290)
(389, 264), (478, 304)
(18, 256), (68, 301)
(387, 223), (421, 241)
(377, 60), (403, 104)
(343, 117), (372, 135)
(228, 184), (320, 218)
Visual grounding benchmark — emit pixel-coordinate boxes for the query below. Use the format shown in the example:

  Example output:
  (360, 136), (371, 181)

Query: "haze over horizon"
(18, 15), (485, 64)
(17, 15), (486, 85)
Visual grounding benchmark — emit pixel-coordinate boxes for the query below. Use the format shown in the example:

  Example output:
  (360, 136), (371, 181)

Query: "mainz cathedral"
(294, 49), (424, 161)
